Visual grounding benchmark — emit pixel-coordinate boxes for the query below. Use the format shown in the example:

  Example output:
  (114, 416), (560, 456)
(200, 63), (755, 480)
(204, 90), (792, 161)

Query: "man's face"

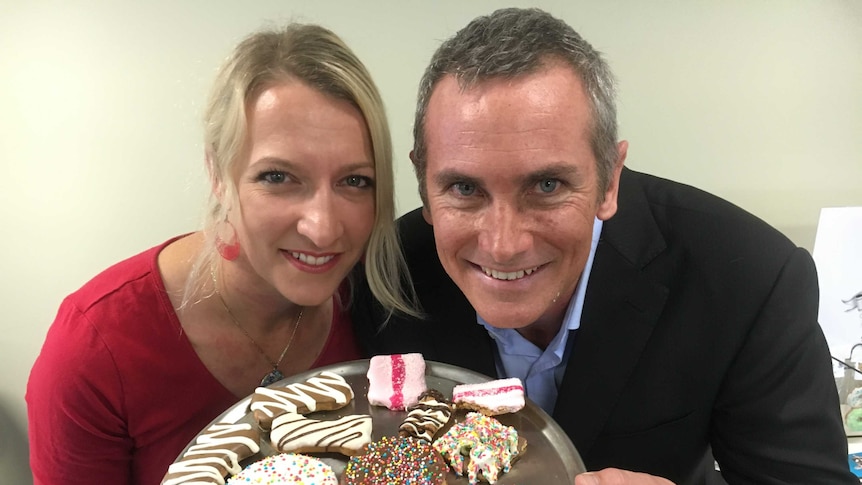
(422, 64), (626, 334)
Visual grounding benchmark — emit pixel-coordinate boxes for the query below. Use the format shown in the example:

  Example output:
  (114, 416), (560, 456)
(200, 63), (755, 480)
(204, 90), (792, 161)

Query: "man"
(352, 8), (855, 484)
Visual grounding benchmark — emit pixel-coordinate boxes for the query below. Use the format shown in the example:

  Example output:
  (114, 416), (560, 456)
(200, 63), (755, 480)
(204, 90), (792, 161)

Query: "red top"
(26, 236), (363, 485)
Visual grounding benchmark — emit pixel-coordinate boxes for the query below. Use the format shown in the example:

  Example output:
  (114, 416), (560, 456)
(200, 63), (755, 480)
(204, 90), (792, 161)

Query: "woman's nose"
(296, 190), (344, 248)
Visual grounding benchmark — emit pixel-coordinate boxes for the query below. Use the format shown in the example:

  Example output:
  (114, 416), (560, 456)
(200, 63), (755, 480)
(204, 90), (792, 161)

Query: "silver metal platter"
(176, 359), (585, 483)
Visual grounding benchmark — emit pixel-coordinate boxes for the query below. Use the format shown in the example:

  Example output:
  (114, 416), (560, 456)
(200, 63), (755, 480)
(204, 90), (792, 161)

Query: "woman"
(26, 23), (415, 485)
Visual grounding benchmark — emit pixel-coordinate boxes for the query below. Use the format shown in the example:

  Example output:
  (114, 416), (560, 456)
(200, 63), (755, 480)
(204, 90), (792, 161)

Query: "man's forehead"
(429, 73), (524, 106)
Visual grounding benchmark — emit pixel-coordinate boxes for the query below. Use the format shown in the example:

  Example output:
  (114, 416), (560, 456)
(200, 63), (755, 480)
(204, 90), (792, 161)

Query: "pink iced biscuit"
(367, 353), (427, 410)
(452, 378), (525, 415)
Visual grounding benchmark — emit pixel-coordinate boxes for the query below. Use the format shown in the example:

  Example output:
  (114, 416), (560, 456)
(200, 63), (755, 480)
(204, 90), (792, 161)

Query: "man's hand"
(575, 468), (675, 485)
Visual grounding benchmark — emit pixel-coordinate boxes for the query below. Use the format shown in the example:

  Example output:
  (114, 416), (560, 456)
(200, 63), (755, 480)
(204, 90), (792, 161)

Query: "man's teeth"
(291, 252), (334, 266)
(481, 266), (539, 281)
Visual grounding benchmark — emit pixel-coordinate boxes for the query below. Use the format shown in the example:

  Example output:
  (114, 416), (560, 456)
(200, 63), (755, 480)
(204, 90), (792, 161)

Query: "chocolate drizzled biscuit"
(398, 388), (453, 443)
(161, 422), (260, 485)
(270, 412), (372, 456)
(250, 371), (353, 430)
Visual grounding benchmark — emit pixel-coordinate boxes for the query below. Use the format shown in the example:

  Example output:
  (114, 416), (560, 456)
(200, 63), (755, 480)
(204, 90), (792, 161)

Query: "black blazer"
(352, 168), (855, 484)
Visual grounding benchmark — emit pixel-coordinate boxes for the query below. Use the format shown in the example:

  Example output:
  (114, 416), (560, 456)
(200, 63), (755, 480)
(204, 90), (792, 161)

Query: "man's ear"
(596, 140), (628, 221)
(410, 149), (433, 226)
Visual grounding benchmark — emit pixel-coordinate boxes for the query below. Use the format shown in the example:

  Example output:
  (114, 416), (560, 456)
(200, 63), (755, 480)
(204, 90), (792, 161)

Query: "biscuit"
(367, 353), (427, 411)
(433, 412), (525, 484)
(161, 422), (260, 485)
(270, 412), (372, 456)
(250, 370), (353, 430)
(227, 453), (337, 484)
(342, 436), (449, 484)
(398, 389), (453, 442)
(452, 378), (524, 416)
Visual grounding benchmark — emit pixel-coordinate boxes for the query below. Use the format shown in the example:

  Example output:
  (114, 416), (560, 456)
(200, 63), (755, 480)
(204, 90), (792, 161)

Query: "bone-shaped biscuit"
(161, 422), (260, 485)
(250, 371), (353, 430)
(270, 412), (372, 456)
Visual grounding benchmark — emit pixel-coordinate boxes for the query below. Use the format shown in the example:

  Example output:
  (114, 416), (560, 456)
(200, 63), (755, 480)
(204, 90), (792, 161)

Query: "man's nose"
(296, 189), (343, 248)
(477, 202), (532, 263)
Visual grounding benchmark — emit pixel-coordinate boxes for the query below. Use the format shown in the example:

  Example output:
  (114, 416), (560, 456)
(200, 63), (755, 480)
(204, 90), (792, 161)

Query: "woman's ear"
(206, 151), (225, 203)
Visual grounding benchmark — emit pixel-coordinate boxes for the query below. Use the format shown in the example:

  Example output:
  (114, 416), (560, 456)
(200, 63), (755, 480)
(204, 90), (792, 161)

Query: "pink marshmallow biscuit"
(452, 377), (525, 415)
(366, 353), (427, 410)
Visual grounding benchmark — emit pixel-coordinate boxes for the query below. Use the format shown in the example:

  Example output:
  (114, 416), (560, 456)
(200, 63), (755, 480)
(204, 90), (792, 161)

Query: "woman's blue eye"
(345, 175), (373, 188)
(454, 182), (476, 196)
(259, 171), (287, 184)
(538, 179), (560, 193)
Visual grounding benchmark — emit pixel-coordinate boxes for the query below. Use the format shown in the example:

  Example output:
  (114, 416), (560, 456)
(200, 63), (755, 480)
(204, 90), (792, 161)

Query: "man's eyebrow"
(430, 163), (584, 191)
(522, 164), (583, 185)
(525, 164), (581, 180)
(432, 169), (480, 188)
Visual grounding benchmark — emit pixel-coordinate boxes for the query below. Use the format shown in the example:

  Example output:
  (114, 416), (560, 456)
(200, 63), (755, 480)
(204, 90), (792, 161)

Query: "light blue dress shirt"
(479, 218), (603, 414)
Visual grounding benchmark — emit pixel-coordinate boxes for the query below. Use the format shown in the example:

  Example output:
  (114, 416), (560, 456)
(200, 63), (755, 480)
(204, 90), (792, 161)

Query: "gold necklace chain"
(211, 268), (303, 382)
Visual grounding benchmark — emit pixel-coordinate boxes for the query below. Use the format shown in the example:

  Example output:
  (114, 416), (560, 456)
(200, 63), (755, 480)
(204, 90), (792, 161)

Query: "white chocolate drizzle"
(270, 412), (372, 455)
(161, 423), (260, 485)
(250, 371), (353, 429)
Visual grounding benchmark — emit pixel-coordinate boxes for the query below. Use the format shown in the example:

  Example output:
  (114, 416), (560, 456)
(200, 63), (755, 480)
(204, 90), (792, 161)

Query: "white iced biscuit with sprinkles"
(226, 453), (336, 484)
(433, 412), (522, 484)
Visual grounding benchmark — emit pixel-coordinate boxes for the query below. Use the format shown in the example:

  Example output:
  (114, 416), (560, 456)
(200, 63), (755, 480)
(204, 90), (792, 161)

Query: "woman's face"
(226, 80), (376, 306)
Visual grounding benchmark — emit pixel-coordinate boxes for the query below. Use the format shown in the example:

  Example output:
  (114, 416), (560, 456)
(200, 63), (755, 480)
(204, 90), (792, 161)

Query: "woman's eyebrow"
(249, 157), (373, 172)
(248, 156), (296, 169)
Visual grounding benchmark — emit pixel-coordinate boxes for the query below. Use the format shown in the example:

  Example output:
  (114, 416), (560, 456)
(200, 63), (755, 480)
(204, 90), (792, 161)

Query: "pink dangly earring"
(215, 217), (240, 261)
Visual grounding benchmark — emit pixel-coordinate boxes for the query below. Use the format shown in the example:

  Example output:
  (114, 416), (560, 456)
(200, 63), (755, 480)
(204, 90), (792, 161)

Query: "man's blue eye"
(538, 179), (559, 193)
(454, 182), (476, 196)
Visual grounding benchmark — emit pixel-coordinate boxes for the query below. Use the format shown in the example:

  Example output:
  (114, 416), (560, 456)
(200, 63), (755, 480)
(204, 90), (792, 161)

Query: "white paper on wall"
(813, 207), (862, 368)
(814, 207), (862, 435)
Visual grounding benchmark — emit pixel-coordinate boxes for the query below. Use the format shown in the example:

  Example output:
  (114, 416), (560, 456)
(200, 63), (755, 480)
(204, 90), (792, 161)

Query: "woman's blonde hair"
(182, 23), (417, 318)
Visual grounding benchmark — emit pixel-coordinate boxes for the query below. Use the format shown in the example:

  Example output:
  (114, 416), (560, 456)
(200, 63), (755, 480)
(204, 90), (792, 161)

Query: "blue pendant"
(260, 369), (284, 387)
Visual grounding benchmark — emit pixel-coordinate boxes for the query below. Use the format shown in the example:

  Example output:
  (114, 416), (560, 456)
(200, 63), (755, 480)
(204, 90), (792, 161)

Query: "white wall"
(2, 0), (860, 446)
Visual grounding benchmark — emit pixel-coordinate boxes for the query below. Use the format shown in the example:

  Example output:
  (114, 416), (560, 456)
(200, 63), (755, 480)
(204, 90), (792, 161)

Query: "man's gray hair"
(412, 7), (619, 206)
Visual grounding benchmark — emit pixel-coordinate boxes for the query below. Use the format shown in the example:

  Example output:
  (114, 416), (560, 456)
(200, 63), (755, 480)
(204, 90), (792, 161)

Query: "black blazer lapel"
(553, 168), (670, 459)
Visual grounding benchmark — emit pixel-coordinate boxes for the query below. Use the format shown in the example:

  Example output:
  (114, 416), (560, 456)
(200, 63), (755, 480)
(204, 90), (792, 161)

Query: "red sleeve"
(27, 298), (133, 485)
